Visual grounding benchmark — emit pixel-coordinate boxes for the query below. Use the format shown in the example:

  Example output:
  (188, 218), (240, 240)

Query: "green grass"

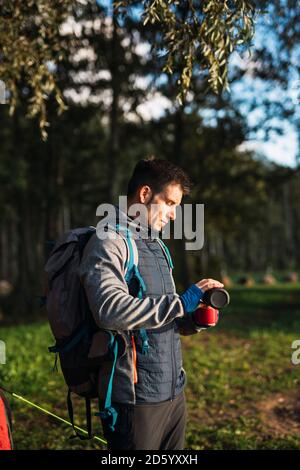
(1, 285), (300, 449)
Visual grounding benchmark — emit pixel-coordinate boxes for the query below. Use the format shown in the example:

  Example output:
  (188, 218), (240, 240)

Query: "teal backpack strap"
(114, 223), (136, 282)
(96, 332), (119, 432)
(156, 238), (174, 270)
(135, 268), (149, 355)
(139, 328), (149, 355)
(123, 233), (136, 283)
(121, 229), (149, 356)
(130, 263), (148, 355)
(132, 264), (147, 299)
(116, 225), (149, 356)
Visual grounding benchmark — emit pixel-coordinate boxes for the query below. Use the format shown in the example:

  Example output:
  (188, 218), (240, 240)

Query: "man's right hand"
(196, 278), (224, 292)
(180, 279), (224, 314)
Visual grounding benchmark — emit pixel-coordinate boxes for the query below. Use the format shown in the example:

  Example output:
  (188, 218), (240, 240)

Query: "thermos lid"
(202, 288), (230, 309)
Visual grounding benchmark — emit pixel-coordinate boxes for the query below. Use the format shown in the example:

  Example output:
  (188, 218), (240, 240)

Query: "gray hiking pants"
(100, 391), (187, 450)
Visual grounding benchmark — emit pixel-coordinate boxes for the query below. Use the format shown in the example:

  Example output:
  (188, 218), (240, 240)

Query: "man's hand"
(196, 278), (224, 292)
(180, 279), (224, 314)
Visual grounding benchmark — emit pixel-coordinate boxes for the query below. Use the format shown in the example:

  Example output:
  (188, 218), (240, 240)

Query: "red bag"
(0, 390), (13, 450)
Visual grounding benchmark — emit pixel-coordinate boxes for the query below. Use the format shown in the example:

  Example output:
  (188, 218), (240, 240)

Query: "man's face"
(145, 183), (183, 232)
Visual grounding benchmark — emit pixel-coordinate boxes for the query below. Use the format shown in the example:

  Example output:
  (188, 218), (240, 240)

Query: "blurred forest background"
(0, 0), (299, 320)
(1, 0), (300, 451)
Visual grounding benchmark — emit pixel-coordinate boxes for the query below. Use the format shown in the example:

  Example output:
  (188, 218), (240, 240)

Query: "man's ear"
(139, 185), (152, 204)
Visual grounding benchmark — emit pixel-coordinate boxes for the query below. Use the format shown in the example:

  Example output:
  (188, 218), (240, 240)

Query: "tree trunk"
(106, 3), (121, 204)
(171, 106), (191, 289)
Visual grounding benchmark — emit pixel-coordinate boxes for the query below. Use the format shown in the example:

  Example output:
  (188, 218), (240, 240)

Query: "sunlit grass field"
(0, 285), (300, 449)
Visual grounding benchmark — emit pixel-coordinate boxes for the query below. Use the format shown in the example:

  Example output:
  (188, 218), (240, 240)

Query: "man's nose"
(169, 207), (176, 221)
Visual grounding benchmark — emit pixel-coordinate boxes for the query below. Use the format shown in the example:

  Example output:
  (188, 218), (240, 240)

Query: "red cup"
(193, 304), (219, 327)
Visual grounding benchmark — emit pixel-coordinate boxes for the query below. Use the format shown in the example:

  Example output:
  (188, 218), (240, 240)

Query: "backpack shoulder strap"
(107, 223), (148, 354)
(118, 227), (147, 297)
(106, 223), (139, 281)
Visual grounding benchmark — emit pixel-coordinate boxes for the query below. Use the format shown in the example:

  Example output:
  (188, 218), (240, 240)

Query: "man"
(79, 157), (223, 450)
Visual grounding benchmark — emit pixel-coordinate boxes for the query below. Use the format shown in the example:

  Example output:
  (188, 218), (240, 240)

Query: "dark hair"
(127, 156), (192, 198)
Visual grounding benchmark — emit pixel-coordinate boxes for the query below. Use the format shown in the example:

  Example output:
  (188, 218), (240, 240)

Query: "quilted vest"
(130, 236), (186, 403)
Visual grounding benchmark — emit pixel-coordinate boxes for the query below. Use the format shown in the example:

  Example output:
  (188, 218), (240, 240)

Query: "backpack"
(0, 390), (13, 450)
(44, 223), (175, 437)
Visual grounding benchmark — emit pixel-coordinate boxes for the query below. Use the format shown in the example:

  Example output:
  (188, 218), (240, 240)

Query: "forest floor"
(0, 285), (300, 449)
